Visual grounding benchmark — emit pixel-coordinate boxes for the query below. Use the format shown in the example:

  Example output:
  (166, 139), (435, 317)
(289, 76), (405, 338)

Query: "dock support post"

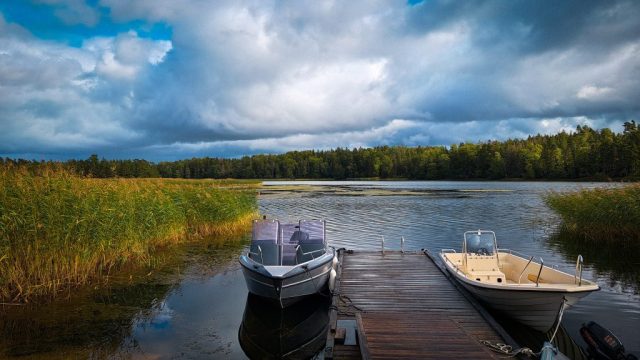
(381, 236), (385, 254)
(401, 237), (405, 253)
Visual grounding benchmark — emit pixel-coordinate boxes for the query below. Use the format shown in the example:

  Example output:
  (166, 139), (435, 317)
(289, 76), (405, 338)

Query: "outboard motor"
(580, 321), (638, 360)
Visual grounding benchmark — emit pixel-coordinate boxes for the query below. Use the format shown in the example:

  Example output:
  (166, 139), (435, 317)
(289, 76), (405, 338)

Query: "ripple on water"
(260, 181), (639, 356)
(2, 181), (636, 359)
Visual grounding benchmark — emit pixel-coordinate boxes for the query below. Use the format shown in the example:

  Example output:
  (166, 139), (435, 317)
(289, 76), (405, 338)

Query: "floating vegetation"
(259, 184), (513, 198)
(0, 164), (257, 302)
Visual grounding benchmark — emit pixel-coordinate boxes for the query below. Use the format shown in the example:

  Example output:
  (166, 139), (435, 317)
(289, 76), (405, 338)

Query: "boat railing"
(517, 256), (535, 284)
(441, 253), (467, 277)
(295, 245), (326, 263)
(464, 230), (500, 269)
(249, 246), (264, 264)
(502, 249), (549, 285)
(440, 249), (457, 253)
(575, 255), (584, 286)
(535, 258), (544, 287)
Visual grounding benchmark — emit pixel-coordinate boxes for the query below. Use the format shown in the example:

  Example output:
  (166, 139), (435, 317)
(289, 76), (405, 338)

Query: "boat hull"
(455, 277), (591, 332)
(240, 250), (335, 307)
(439, 252), (597, 332)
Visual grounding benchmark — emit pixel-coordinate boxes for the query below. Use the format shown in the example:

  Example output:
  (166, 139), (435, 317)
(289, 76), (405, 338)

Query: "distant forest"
(4, 121), (640, 180)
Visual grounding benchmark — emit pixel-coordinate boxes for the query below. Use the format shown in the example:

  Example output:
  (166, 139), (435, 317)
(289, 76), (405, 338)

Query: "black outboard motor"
(580, 321), (638, 360)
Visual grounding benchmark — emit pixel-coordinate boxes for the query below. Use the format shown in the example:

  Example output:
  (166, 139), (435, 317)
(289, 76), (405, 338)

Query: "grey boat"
(239, 219), (337, 308)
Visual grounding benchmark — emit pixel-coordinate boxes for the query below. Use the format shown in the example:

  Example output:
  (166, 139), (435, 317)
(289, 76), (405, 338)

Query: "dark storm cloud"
(0, 0), (639, 160)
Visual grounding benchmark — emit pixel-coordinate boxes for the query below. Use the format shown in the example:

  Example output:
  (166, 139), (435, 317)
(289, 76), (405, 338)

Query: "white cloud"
(576, 85), (614, 100)
(0, 22), (172, 155)
(220, 59), (391, 135)
(83, 31), (172, 80)
(1, 1), (639, 159)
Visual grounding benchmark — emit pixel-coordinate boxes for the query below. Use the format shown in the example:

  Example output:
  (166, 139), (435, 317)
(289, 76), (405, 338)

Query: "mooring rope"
(548, 298), (568, 343)
(479, 340), (537, 358)
(331, 292), (363, 316)
(480, 297), (570, 358)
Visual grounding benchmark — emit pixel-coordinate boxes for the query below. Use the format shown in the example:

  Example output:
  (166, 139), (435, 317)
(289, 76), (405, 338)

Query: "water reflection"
(0, 234), (249, 359)
(0, 272), (176, 359)
(2, 181), (638, 359)
(239, 294), (330, 360)
(260, 181), (640, 356)
(492, 312), (587, 359)
(548, 229), (640, 294)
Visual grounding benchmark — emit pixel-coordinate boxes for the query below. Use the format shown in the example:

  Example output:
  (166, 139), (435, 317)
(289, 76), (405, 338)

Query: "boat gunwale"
(439, 252), (600, 293)
(240, 247), (335, 279)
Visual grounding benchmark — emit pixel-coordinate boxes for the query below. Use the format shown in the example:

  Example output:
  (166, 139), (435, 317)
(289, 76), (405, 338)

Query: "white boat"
(239, 219), (337, 308)
(439, 230), (599, 332)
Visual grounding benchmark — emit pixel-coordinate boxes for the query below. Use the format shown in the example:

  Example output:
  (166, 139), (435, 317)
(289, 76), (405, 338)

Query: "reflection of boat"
(239, 219), (337, 308)
(491, 310), (588, 359)
(238, 294), (330, 359)
(440, 230), (599, 332)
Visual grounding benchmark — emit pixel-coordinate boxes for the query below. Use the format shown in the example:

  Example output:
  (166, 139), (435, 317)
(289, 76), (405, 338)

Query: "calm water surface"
(1, 181), (638, 359)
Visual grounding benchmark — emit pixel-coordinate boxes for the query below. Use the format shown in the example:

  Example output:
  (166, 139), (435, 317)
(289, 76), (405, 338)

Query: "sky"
(0, 0), (639, 161)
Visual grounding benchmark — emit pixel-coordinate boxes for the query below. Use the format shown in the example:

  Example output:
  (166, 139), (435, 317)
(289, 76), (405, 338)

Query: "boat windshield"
(249, 219), (326, 265)
(250, 220), (280, 265)
(464, 231), (497, 255)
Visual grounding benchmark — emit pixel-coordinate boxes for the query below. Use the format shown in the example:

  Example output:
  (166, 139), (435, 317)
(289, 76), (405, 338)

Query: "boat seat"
(289, 230), (309, 244)
(466, 254), (500, 271)
(281, 244), (298, 265)
(296, 236), (325, 263)
(249, 240), (279, 265)
(468, 270), (506, 283)
(466, 254), (505, 283)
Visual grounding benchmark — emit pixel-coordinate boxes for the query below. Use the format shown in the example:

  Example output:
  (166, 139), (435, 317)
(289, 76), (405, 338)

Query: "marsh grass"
(0, 164), (257, 302)
(545, 184), (640, 241)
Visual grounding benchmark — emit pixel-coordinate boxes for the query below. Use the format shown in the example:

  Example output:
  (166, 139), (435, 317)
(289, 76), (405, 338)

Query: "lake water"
(1, 181), (638, 359)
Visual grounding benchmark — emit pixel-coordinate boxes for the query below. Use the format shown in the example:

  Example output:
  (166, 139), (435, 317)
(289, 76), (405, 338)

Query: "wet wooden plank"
(359, 312), (497, 359)
(355, 313), (371, 360)
(325, 250), (515, 359)
(333, 344), (361, 360)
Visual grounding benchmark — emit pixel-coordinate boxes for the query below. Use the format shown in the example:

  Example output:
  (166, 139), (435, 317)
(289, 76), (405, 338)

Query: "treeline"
(3, 122), (640, 180)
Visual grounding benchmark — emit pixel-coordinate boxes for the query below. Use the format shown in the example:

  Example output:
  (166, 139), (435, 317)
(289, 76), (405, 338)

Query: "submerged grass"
(545, 184), (640, 241)
(0, 164), (258, 302)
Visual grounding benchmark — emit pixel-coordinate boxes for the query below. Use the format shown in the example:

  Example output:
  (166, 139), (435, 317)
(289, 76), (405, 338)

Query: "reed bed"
(0, 164), (257, 302)
(545, 184), (640, 241)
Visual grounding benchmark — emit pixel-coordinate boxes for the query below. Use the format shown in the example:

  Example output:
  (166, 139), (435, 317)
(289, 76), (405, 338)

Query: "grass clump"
(545, 184), (640, 241)
(0, 164), (257, 302)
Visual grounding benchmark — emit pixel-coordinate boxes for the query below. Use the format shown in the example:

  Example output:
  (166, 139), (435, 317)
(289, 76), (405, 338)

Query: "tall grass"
(545, 184), (640, 241)
(0, 164), (257, 302)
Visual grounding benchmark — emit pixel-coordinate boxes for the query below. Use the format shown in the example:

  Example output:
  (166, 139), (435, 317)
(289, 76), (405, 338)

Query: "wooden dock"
(324, 249), (517, 359)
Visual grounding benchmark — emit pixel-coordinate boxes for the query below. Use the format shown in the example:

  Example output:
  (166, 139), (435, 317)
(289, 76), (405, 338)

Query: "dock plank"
(325, 250), (511, 359)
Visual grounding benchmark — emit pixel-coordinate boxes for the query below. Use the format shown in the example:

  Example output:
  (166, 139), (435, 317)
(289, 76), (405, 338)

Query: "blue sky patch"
(0, 1), (638, 160)
(0, 1), (171, 46)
